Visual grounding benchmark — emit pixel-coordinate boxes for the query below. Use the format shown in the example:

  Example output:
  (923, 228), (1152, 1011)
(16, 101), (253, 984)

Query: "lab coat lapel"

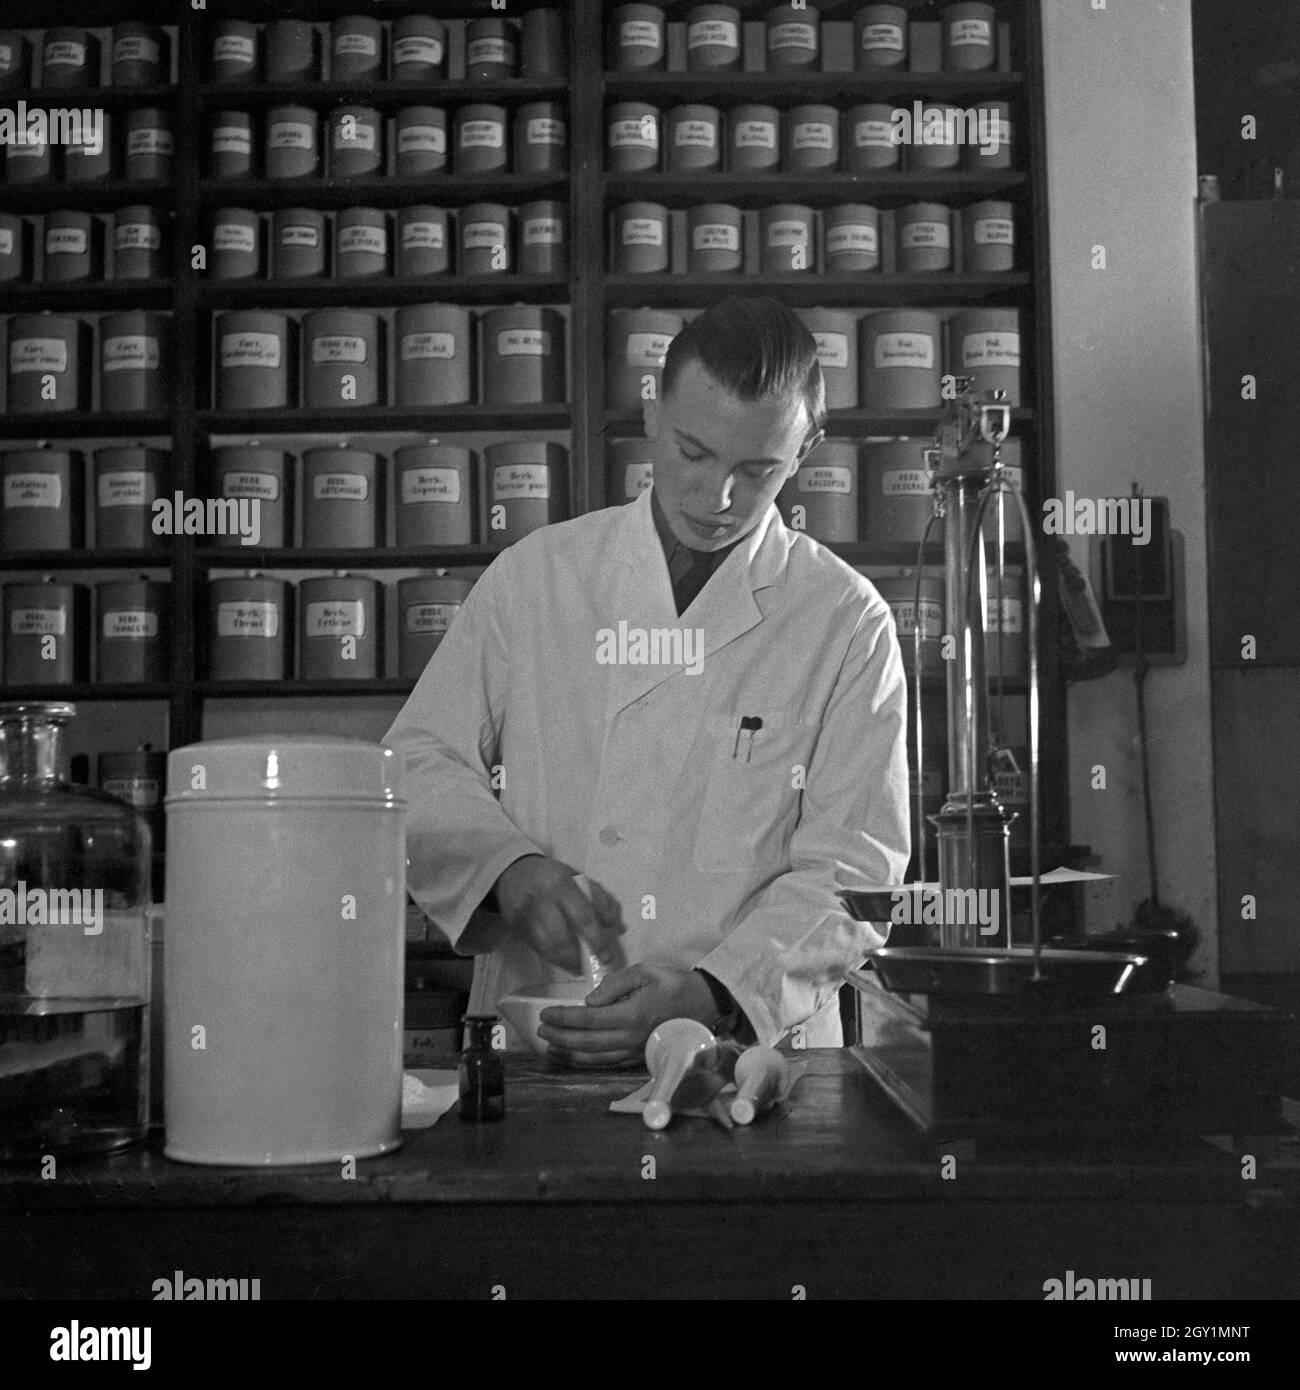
(604, 493), (788, 713)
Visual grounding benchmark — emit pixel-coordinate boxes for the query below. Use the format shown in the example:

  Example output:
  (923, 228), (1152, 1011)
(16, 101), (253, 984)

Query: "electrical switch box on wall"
(1089, 496), (1187, 665)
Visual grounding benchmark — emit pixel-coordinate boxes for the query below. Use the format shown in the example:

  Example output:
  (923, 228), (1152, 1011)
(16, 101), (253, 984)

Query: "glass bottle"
(458, 1014), (504, 1121)
(0, 703), (151, 1157)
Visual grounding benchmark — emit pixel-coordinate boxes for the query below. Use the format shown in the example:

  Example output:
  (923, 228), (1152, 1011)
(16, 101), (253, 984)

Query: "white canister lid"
(166, 737), (403, 805)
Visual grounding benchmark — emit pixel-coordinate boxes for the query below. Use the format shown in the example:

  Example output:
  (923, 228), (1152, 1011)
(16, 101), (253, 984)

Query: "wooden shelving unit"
(0, 0), (1071, 865)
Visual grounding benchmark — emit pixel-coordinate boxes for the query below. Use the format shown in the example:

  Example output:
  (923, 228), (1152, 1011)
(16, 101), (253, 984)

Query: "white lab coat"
(384, 488), (911, 1048)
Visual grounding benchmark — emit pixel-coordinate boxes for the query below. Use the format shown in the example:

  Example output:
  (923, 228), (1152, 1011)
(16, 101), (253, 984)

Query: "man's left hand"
(536, 963), (717, 1065)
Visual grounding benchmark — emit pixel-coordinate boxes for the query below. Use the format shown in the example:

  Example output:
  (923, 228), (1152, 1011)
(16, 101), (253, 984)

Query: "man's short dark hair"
(661, 296), (827, 430)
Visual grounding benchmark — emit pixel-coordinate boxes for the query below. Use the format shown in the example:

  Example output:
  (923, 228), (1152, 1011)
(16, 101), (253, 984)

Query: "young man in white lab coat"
(385, 297), (910, 1061)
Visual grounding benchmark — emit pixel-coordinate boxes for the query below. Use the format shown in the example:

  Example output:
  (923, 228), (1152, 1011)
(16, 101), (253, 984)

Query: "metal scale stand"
(844, 385), (1290, 1146)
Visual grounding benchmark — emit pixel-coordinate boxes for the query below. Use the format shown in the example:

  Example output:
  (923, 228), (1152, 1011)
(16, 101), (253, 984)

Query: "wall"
(1039, 0), (1217, 981)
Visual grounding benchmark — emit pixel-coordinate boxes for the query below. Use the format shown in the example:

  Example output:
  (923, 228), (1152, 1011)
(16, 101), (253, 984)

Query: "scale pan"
(851, 947), (1147, 1002)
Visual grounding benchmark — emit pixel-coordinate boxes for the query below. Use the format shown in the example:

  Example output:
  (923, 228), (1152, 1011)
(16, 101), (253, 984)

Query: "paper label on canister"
(463, 221), (506, 249)
(116, 222), (162, 252)
(214, 223), (256, 253)
(890, 599), (942, 636)
(337, 225), (386, 256)
(523, 217), (561, 246)
(950, 19), (993, 45)
(687, 21), (738, 49)
(103, 609), (159, 640)
(812, 332), (849, 370)
(993, 769), (1028, 803)
(9, 338), (68, 373)
(268, 121), (314, 150)
(973, 217), (1014, 245)
(986, 595), (1023, 632)
(394, 34), (443, 65)
(102, 776), (160, 808)
(214, 35), (255, 64)
(792, 122), (833, 151)
(115, 36), (161, 65)
(4, 474), (62, 508)
(400, 332), (455, 360)
(216, 601), (277, 638)
(733, 121), (776, 149)
(610, 118), (655, 148)
(334, 121), (376, 151)
(398, 125), (446, 154)
(827, 223), (878, 256)
(279, 223), (320, 249)
(459, 120), (504, 149)
(626, 332), (671, 367)
(692, 223), (739, 252)
(766, 220), (809, 247)
(853, 120), (894, 148)
(311, 334), (367, 364)
(621, 218), (664, 246)
(861, 24), (904, 51)
(401, 221), (445, 250)
(46, 227), (88, 256)
(401, 467), (461, 504)
(8, 142), (47, 158)
(221, 471), (279, 501)
(496, 329), (550, 357)
(335, 33), (379, 58)
(97, 471), (148, 506)
(44, 41), (86, 66)
(962, 331), (1020, 367)
(902, 220), (950, 249)
(882, 468), (930, 496)
(798, 466), (851, 494)
(405, 602), (458, 634)
(10, 608), (66, 636)
(312, 472), (368, 501)
(305, 600), (365, 638)
(0, 44), (13, 69)
(0, 229), (13, 255)
(467, 37), (512, 66)
(623, 462), (653, 495)
(527, 118), (565, 145)
(874, 332), (935, 369)
(620, 21), (660, 48)
(128, 128), (172, 156)
(212, 126), (252, 155)
(103, 335), (160, 372)
(673, 120), (716, 148)
(221, 332), (281, 370)
(493, 464), (550, 500)
(769, 23), (817, 51)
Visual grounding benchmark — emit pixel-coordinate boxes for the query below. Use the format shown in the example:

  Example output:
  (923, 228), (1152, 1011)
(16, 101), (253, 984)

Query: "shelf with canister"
(196, 428), (572, 561)
(0, 568), (171, 690)
(203, 10), (566, 92)
(606, 197), (1027, 290)
(605, 90), (1021, 185)
(0, 93), (177, 207)
(199, 560), (496, 689)
(0, 19), (176, 92)
(605, 2), (1014, 78)
(0, 309), (173, 441)
(0, 205), (173, 310)
(195, 91), (569, 205)
(204, 302), (570, 423)
(200, 201), (569, 302)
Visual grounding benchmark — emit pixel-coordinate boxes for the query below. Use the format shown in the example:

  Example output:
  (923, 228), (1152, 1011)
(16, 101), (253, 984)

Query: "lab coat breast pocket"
(692, 708), (820, 874)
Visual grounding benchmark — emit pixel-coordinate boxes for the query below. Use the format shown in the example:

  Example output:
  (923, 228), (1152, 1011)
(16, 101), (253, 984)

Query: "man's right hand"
(493, 856), (626, 976)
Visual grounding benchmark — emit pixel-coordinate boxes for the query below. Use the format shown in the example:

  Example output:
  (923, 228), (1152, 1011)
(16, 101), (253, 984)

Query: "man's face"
(646, 357), (824, 552)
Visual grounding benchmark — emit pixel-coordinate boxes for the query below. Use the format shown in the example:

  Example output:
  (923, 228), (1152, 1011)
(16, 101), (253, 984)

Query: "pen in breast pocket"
(732, 715), (763, 762)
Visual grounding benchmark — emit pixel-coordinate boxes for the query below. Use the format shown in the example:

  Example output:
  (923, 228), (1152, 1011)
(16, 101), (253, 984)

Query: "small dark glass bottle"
(458, 1014), (504, 1121)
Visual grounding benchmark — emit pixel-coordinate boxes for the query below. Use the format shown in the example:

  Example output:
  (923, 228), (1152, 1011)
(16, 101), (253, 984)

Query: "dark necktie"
(666, 539), (719, 616)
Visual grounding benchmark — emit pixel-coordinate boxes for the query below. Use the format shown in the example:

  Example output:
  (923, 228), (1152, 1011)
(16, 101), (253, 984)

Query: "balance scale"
(841, 387), (1291, 1144)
